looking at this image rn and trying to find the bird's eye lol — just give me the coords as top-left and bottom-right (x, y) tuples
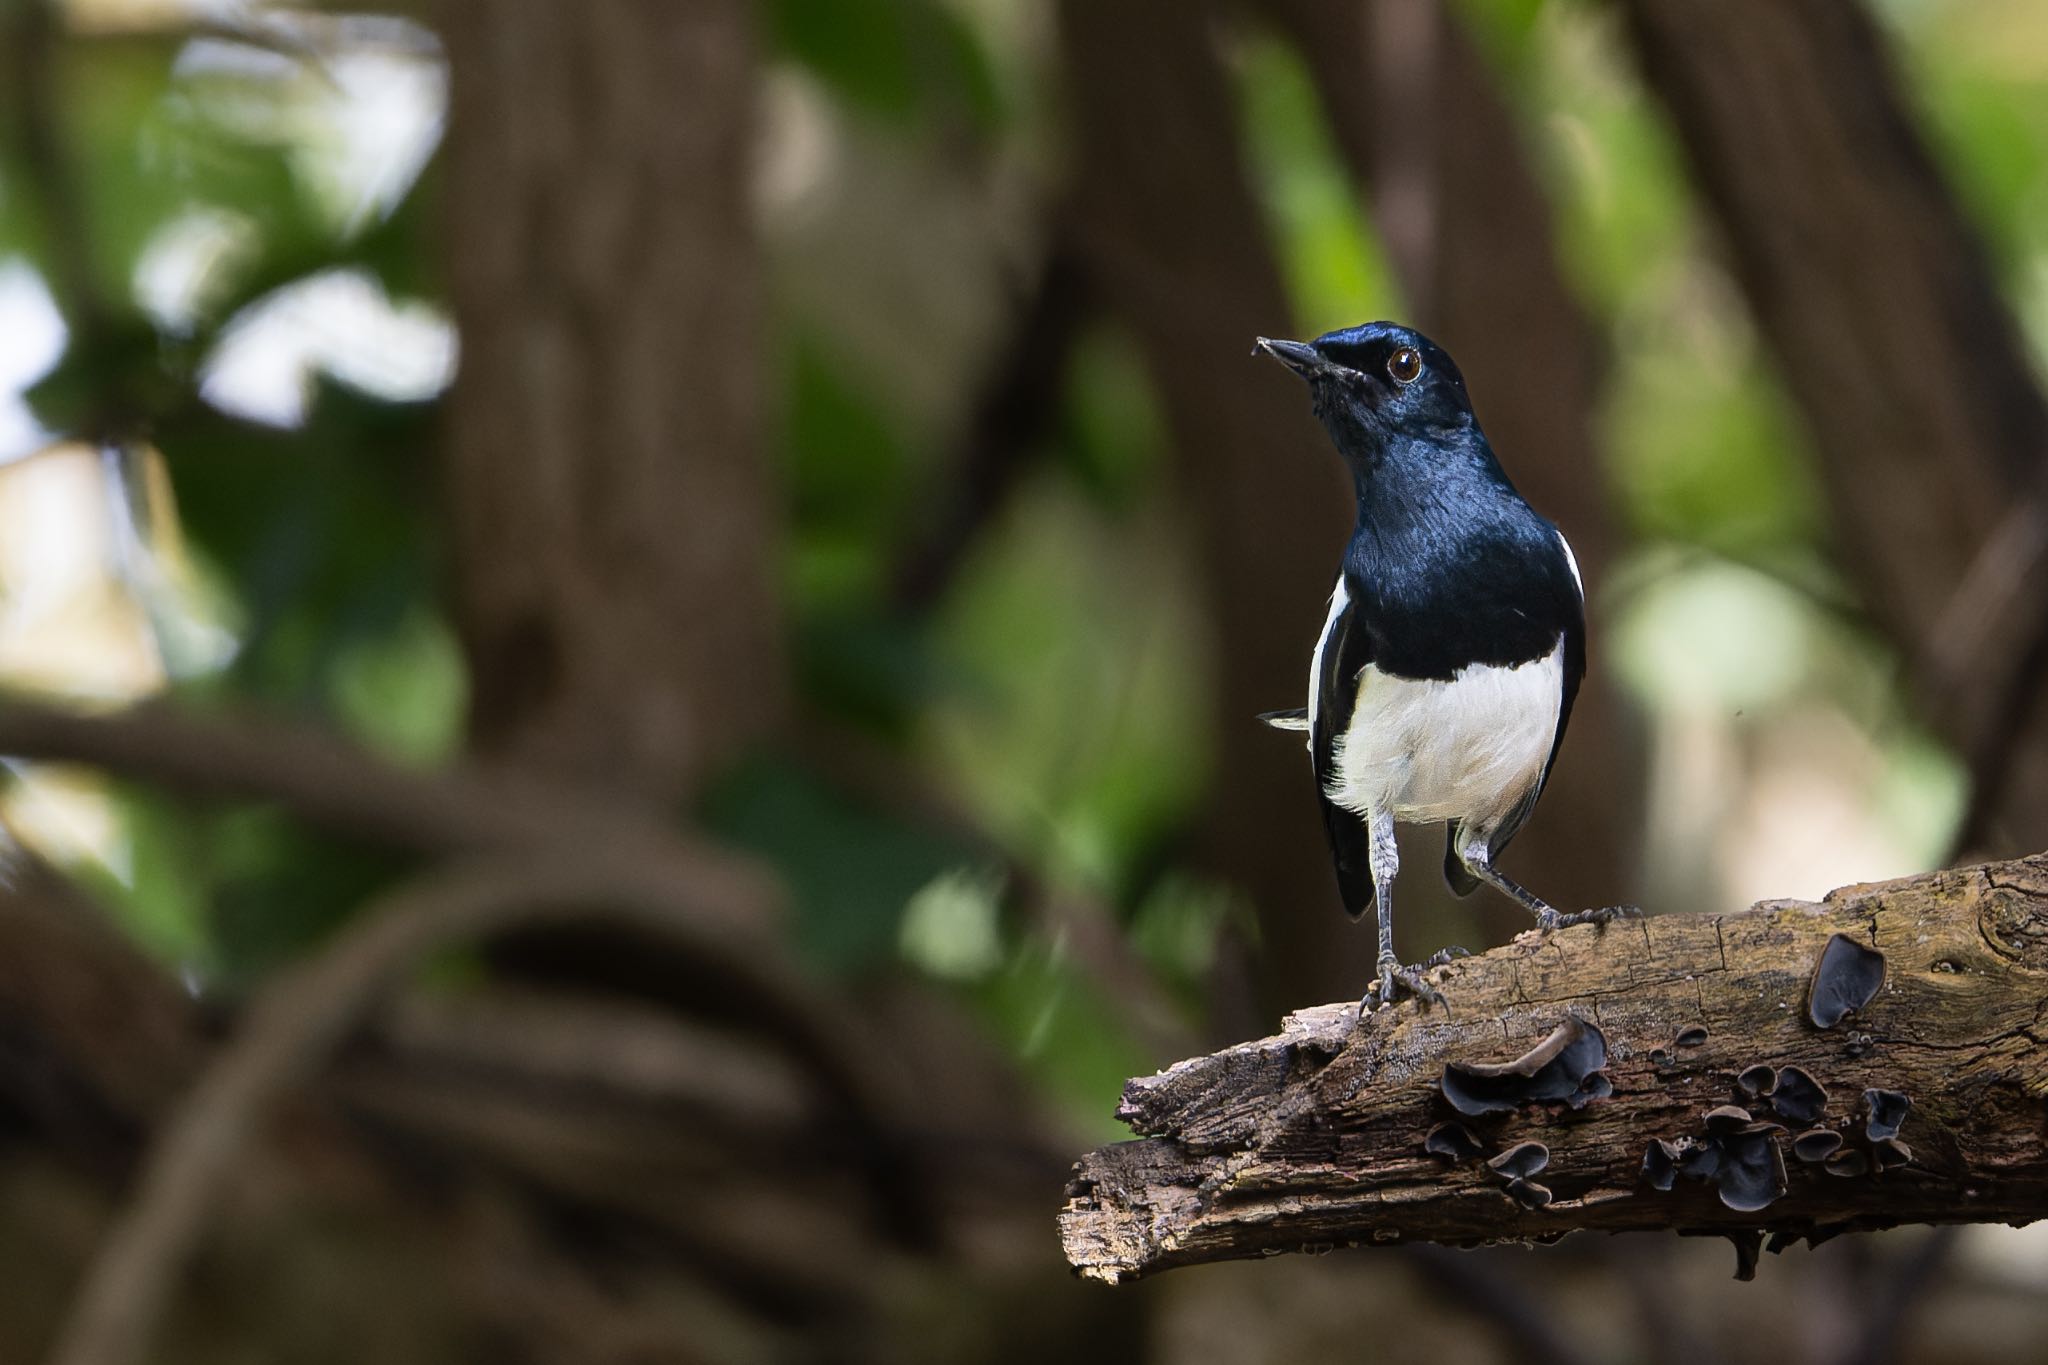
(1387, 347), (1423, 385)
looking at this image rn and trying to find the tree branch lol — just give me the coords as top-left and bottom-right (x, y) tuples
(44, 854), (918, 1365)
(1060, 855), (2048, 1283)
(0, 698), (778, 935)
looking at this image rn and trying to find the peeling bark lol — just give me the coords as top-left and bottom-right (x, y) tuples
(1061, 856), (2048, 1283)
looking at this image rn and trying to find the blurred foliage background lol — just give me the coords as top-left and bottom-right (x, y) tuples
(2, 0), (2048, 1362)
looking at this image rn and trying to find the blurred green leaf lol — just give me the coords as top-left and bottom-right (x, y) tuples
(796, 606), (956, 738)
(24, 312), (189, 434)
(76, 786), (211, 968)
(766, 0), (1003, 133)
(898, 864), (1005, 981)
(926, 479), (1208, 899)
(202, 807), (411, 982)
(1054, 325), (1165, 515)
(1228, 32), (1396, 330)
(967, 941), (1150, 1141)
(157, 378), (440, 712)
(784, 330), (908, 603)
(327, 606), (465, 765)
(1603, 341), (1826, 559)
(702, 753), (978, 973)
(1126, 871), (1240, 991)
(75, 782), (413, 985)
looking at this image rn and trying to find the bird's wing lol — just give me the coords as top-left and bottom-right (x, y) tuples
(1475, 529), (1587, 866)
(1311, 575), (1377, 920)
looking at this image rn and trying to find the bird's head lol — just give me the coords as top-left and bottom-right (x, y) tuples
(1255, 321), (1474, 463)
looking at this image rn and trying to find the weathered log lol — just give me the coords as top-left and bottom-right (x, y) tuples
(1060, 857), (2048, 1283)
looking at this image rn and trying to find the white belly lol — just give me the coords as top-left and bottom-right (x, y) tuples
(1325, 639), (1563, 828)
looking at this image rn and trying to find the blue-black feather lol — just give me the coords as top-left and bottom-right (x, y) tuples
(1287, 321), (1585, 908)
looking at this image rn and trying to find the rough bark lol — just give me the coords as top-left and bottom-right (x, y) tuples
(439, 0), (784, 802)
(1060, 0), (1368, 1014)
(1261, 0), (1641, 927)
(1623, 0), (2048, 853)
(1061, 854), (2048, 1282)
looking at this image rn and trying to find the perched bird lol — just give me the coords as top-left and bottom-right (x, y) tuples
(1253, 321), (1635, 1011)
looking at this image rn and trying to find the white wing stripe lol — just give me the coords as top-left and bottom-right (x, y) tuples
(1557, 531), (1583, 599)
(1306, 578), (1349, 739)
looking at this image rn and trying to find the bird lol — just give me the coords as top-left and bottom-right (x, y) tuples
(1252, 320), (1635, 1013)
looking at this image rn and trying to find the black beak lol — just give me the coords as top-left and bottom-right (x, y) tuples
(1255, 336), (1323, 379)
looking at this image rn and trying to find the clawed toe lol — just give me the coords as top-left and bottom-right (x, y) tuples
(1363, 958), (1450, 1013)
(1422, 945), (1470, 968)
(1537, 904), (1643, 931)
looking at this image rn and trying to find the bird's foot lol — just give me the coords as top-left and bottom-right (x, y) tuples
(1359, 951), (1456, 1016)
(1535, 904), (1643, 931)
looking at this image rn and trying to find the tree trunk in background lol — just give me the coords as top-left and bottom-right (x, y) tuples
(438, 0), (784, 803)
(1061, 0), (1370, 1017)
(1625, 0), (2048, 855)
(1263, 0), (1642, 930)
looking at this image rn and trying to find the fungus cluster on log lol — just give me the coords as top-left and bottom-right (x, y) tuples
(1059, 858), (2048, 1287)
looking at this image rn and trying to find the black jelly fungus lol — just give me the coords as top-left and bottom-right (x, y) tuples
(1440, 1016), (1607, 1116)
(1424, 1122), (1486, 1162)
(1714, 1131), (1788, 1212)
(1824, 1149), (1869, 1178)
(1643, 1140), (1680, 1191)
(1863, 1089), (1910, 1143)
(1738, 1064), (1777, 1096)
(1808, 934), (1886, 1028)
(1792, 1129), (1842, 1162)
(1570, 1072), (1614, 1107)
(1771, 1066), (1827, 1126)
(1487, 1142), (1550, 1180)
(1704, 1104), (1753, 1133)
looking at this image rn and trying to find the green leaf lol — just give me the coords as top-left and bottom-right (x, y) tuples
(701, 753), (978, 972)
(765, 0), (1003, 133)
(796, 606), (955, 738)
(967, 941), (1151, 1141)
(156, 377), (440, 713)
(1228, 32), (1398, 329)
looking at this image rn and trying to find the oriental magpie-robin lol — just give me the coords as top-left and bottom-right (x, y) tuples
(1254, 321), (1635, 1012)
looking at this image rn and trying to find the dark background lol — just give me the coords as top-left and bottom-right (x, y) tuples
(1, 0), (2046, 1361)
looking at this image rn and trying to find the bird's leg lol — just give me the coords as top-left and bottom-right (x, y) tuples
(1358, 808), (1446, 1014)
(1455, 835), (1640, 931)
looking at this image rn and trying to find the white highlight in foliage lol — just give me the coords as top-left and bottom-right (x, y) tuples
(0, 262), (66, 464)
(201, 268), (455, 427)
